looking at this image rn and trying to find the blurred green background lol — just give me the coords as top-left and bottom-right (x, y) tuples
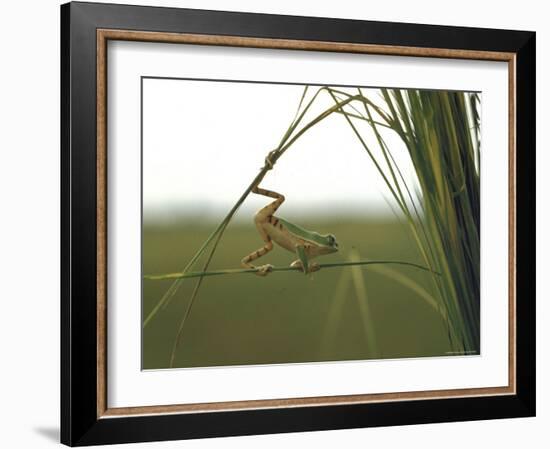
(142, 219), (453, 369)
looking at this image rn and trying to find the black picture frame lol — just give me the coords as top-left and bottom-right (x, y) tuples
(61, 1), (535, 446)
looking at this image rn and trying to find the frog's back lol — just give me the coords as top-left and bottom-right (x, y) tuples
(262, 216), (305, 252)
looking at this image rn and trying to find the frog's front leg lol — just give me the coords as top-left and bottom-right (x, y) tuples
(290, 245), (320, 275)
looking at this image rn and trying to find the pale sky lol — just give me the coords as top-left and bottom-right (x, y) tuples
(142, 78), (419, 223)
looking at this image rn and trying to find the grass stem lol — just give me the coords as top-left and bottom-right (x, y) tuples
(144, 260), (440, 280)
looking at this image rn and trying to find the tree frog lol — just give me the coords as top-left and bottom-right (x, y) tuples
(241, 185), (339, 276)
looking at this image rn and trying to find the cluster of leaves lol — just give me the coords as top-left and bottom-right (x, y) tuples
(330, 87), (480, 353)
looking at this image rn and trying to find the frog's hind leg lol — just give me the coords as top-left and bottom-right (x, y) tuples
(242, 186), (284, 277)
(241, 239), (274, 276)
(252, 186), (285, 221)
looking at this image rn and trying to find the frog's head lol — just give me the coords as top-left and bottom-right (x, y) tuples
(320, 233), (339, 254)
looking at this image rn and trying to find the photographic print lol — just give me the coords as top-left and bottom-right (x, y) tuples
(142, 78), (481, 370)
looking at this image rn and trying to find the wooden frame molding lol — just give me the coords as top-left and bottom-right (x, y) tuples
(96, 28), (517, 419)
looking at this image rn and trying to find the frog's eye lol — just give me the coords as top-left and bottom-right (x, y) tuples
(327, 235), (336, 245)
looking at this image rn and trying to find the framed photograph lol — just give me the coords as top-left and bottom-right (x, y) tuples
(61, 1), (535, 446)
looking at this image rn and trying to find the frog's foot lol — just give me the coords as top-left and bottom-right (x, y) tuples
(290, 260), (320, 274)
(308, 262), (321, 273)
(290, 259), (304, 272)
(255, 264), (274, 277)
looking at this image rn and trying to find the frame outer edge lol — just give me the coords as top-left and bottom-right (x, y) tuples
(514, 32), (536, 415)
(63, 2), (103, 446)
(60, 2), (72, 446)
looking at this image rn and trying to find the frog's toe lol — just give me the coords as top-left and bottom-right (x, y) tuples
(256, 264), (274, 276)
(291, 260), (311, 275)
(308, 262), (320, 273)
